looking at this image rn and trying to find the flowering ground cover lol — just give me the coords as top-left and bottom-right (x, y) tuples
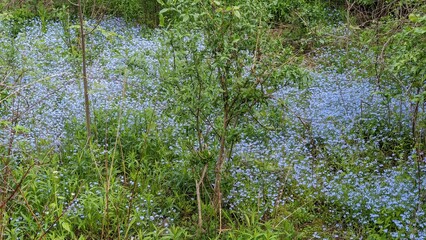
(1, 17), (425, 239)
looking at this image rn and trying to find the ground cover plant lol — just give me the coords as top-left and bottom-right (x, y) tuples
(1, 0), (425, 239)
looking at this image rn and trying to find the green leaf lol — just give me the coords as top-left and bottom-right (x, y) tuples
(62, 221), (71, 233)
(214, 1), (221, 6)
(159, 14), (165, 27)
(234, 10), (241, 19)
(409, 14), (419, 23)
(13, 125), (29, 134)
(0, 120), (11, 127)
(159, 8), (169, 15)
(182, 14), (189, 22)
(413, 27), (426, 34)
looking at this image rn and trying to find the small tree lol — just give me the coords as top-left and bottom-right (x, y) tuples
(158, 0), (301, 230)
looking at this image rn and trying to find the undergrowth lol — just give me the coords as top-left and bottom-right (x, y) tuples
(1, 2), (425, 239)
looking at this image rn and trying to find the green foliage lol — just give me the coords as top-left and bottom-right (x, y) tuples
(269, 0), (343, 27)
(0, 7), (35, 37)
(53, 4), (74, 54)
(389, 11), (426, 90)
(108, 0), (160, 26)
(1, 0), (161, 27)
(222, 219), (295, 239)
(158, 0), (301, 145)
(1, 107), (188, 239)
(370, 6), (426, 159)
(266, 0), (345, 52)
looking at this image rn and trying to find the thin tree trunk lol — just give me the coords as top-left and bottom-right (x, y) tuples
(214, 105), (229, 231)
(412, 87), (424, 219)
(196, 164), (208, 232)
(78, 0), (91, 139)
(214, 132), (226, 206)
(214, 69), (230, 231)
(213, 132), (226, 232)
